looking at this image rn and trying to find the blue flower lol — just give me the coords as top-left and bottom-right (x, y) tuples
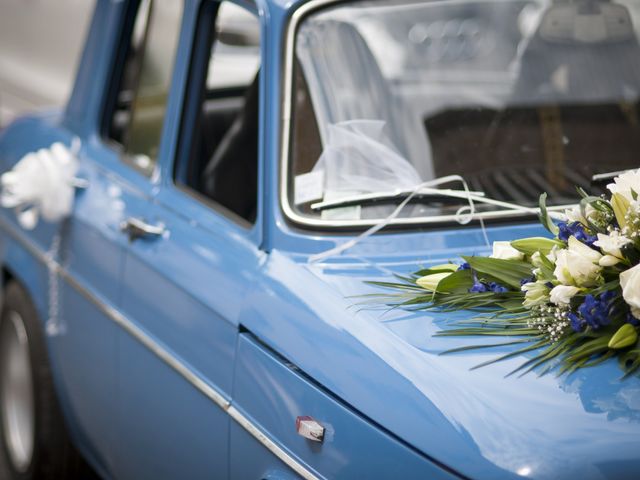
(557, 221), (597, 247)
(520, 276), (534, 286)
(458, 262), (471, 271)
(557, 222), (571, 242)
(568, 312), (585, 332)
(489, 282), (509, 293)
(577, 292), (616, 330)
(469, 280), (488, 293)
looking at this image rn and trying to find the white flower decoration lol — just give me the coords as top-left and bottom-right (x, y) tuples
(0, 141), (81, 229)
(564, 204), (597, 225)
(620, 263), (640, 320)
(607, 169), (640, 202)
(521, 281), (549, 307)
(490, 241), (524, 261)
(553, 236), (602, 287)
(594, 231), (631, 266)
(549, 285), (580, 305)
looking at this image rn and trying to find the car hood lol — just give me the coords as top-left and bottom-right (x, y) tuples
(250, 223), (640, 480)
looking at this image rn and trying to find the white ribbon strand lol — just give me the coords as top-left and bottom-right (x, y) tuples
(309, 175), (563, 264)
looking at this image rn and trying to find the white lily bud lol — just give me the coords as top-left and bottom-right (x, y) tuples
(599, 255), (621, 267)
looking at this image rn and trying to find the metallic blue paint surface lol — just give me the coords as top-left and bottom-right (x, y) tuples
(247, 232), (640, 480)
(0, 0), (638, 479)
(234, 333), (456, 479)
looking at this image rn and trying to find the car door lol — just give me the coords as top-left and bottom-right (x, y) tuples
(110, 0), (264, 478)
(115, 183), (263, 479)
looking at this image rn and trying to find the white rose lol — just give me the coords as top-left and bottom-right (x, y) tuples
(607, 169), (640, 202)
(620, 263), (640, 318)
(549, 285), (580, 305)
(553, 236), (602, 287)
(594, 231), (631, 259)
(490, 241), (524, 261)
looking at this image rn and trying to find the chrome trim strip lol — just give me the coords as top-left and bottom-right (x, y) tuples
(228, 406), (319, 480)
(591, 170), (632, 182)
(0, 217), (320, 480)
(279, 0), (574, 229)
(57, 269), (230, 408)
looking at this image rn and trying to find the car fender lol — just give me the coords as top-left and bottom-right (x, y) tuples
(0, 229), (49, 325)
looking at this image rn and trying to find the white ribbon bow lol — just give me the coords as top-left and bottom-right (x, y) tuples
(0, 140), (82, 229)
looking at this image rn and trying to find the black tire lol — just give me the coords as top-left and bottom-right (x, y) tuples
(0, 280), (91, 480)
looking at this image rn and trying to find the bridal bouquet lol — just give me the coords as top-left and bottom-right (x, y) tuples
(372, 170), (640, 377)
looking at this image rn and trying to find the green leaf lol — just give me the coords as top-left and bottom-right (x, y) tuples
(415, 264), (460, 276)
(462, 256), (533, 289)
(538, 193), (559, 235)
(511, 237), (563, 256)
(434, 269), (473, 294)
(535, 252), (556, 281)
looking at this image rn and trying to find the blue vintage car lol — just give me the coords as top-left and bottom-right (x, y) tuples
(1, 0), (640, 478)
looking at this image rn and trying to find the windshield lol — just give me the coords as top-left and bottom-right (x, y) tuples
(286, 0), (640, 226)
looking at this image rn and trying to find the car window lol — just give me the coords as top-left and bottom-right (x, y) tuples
(176, 1), (261, 225)
(206, 3), (260, 90)
(288, 0), (640, 226)
(106, 0), (183, 176)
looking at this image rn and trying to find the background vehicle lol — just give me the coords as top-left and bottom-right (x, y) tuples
(0, 0), (639, 479)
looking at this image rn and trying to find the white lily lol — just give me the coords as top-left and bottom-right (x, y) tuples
(553, 236), (602, 287)
(607, 169), (640, 202)
(490, 241), (524, 261)
(549, 285), (580, 305)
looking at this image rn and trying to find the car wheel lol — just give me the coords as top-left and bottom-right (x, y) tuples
(0, 280), (86, 480)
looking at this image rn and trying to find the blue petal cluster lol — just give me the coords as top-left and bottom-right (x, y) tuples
(489, 282), (509, 293)
(469, 279), (487, 293)
(463, 262), (508, 293)
(520, 276), (534, 286)
(469, 279), (508, 293)
(571, 291), (616, 332)
(567, 312), (584, 332)
(557, 221), (597, 246)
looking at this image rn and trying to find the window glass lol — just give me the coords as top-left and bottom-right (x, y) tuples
(206, 3), (261, 90)
(290, 0), (640, 225)
(107, 0), (183, 176)
(177, 2), (261, 224)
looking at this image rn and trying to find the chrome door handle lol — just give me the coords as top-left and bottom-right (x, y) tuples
(120, 217), (165, 241)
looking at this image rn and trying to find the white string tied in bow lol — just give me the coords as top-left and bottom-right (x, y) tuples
(309, 174), (565, 263)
